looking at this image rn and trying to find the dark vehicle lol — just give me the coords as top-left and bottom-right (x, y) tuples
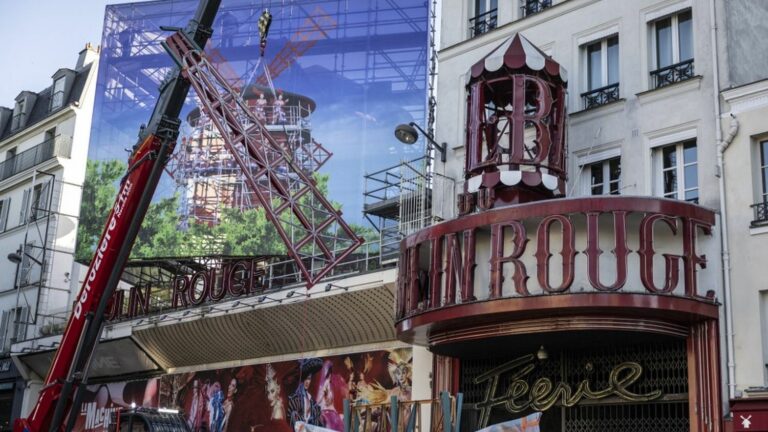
(109, 408), (190, 432)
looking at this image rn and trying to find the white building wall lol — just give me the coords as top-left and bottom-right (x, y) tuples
(0, 48), (98, 351)
(436, 0), (720, 213)
(721, 80), (768, 394)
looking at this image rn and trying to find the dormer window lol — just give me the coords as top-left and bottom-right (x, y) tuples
(11, 99), (25, 131)
(51, 77), (66, 111)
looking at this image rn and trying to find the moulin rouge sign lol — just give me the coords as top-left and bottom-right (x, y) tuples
(397, 197), (716, 317)
(106, 258), (267, 321)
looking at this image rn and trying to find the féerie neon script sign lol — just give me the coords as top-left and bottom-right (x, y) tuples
(473, 354), (662, 428)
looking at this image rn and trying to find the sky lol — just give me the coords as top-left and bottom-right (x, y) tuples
(0, 0), (135, 105)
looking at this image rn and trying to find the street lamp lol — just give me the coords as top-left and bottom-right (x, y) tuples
(394, 122), (447, 163)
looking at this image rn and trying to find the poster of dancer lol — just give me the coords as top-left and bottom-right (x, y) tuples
(71, 378), (159, 432)
(159, 348), (412, 432)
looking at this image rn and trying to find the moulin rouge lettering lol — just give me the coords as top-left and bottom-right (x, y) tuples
(106, 259), (266, 320)
(398, 204), (714, 316)
(473, 354), (662, 428)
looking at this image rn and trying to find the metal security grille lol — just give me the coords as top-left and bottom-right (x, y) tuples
(459, 339), (688, 432)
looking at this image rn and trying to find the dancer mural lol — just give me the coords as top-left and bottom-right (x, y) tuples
(160, 348), (412, 432)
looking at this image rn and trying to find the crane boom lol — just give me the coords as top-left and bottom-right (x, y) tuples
(14, 1), (221, 431)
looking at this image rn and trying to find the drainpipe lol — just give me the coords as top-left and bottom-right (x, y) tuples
(710, 0), (739, 401)
(718, 113), (739, 401)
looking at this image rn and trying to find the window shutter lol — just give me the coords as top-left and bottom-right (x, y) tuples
(19, 243), (34, 286)
(19, 188), (30, 225)
(0, 311), (8, 352)
(36, 180), (52, 219)
(0, 198), (9, 231)
(14, 307), (29, 343)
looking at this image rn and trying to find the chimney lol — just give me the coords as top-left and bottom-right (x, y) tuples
(76, 43), (100, 70)
(0, 107), (11, 132)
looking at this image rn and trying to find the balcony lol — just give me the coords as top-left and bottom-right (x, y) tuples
(469, 9), (497, 38)
(651, 59), (695, 89)
(581, 83), (620, 110)
(0, 136), (72, 182)
(522, 0), (552, 17)
(751, 201), (768, 227)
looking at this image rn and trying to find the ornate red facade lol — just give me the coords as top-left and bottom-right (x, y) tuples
(397, 34), (723, 431)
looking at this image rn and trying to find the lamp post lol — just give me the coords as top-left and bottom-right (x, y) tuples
(394, 122), (447, 162)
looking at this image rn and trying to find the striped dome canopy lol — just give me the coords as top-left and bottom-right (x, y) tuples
(468, 33), (568, 84)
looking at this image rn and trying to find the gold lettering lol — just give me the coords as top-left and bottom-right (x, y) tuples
(473, 355), (662, 429)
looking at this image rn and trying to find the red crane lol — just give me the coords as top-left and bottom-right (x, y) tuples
(14, 1), (361, 430)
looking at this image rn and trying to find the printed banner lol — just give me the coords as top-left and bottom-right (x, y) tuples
(72, 378), (159, 432)
(77, 0), (428, 262)
(294, 422), (338, 432)
(159, 348), (412, 432)
(477, 413), (542, 432)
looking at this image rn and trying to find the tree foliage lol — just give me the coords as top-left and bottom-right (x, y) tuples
(75, 161), (377, 263)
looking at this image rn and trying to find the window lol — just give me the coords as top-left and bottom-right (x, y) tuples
(470, 0), (497, 37)
(582, 36), (620, 109)
(45, 128), (56, 142)
(0, 198), (9, 231)
(2, 148), (16, 180)
(651, 10), (694, 88)
(30, 181), (51, 221)
(752, 140), (768, 225)
(51, 77), (66, 110)
(588, 157), (621, 195)
(11, 99), (24, 131)
(522, 0), (552, 17)
(656, 140), (698, 203)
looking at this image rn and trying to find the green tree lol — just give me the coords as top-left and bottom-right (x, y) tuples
(75, 159), (126, 262)
(76, 161), (375, 261)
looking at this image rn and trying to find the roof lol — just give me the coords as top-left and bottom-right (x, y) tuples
(467, 33), (568, 85)
(0, 63), (92, 141)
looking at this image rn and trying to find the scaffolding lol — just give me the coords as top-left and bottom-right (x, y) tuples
(167, 88), (331, 236)
(363, 156), (454, 264)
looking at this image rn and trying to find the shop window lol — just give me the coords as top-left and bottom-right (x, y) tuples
(470, 0), (497, 37)
(654, 140), (698, 203)
(650, 10), (694, 89)
(582, 36), (620, 109)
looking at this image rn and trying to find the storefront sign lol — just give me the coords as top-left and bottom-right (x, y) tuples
(397, 198), (716, 318)
(473, 354), (662, 428)
(106, 258), (267, 320)
(731, 399), (768, 431)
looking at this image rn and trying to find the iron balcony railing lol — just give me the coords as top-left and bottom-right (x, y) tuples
(581, 83), (620, 110)
(651, 59), (695, 89)
(0, 136), (72, 182)
(751, 201), (768, 227)
(522, 0), (552, 17)
(469, 9), (497, 37)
